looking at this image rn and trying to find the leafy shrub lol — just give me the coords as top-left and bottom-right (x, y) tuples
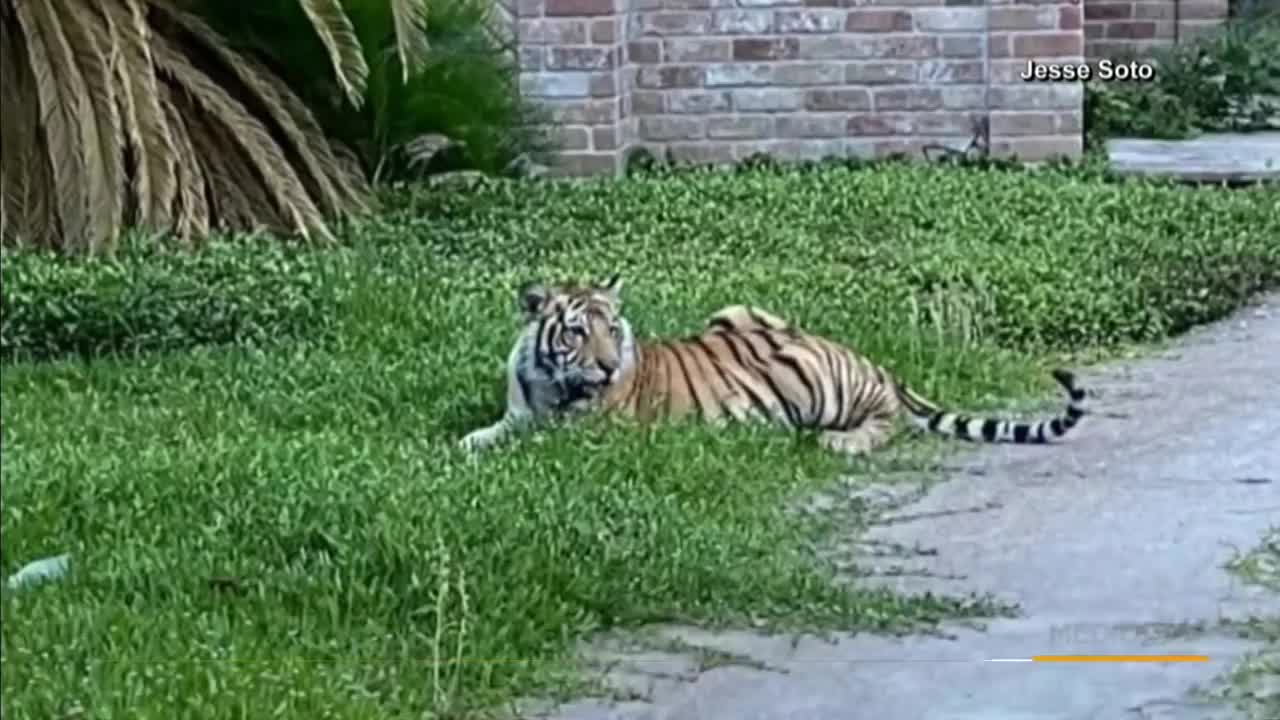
(195, 0), (552, 180)
(389, 161), (1280, 352)
(0, 234), (338, 363)
(6, 161), (1277, 364)
(1085, 13), (1280, 146)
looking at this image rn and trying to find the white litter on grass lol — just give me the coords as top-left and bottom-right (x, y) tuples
(6, 553), (70, 590)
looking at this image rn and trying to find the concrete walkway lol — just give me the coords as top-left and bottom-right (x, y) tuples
(1107, 132), (1280, 183)
(537, 293), (1280, 720)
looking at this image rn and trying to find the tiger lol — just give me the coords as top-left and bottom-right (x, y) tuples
(459, 274), (1088, 455)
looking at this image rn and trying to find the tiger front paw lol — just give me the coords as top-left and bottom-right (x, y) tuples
(459, 425), (501, 453)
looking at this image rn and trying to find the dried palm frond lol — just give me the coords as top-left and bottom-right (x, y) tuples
(0, 0), (374, 254)
(0, 9), (56, 248)
(104, 0), (178, 230)
(55, 0), (126, 247)
(9, 0), (92, 251)
(150, 3), (368, 219)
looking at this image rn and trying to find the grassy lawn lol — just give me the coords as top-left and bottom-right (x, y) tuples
(2, 161), (1277, 718)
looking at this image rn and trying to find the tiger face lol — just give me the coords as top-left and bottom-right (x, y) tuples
(518, 274), (635, 406)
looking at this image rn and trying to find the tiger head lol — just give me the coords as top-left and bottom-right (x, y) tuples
(518, 273), (635, 402)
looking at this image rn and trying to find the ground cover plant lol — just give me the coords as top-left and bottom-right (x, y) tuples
(1208, 528), (1280, 719)
(2, 161), (1278, 718)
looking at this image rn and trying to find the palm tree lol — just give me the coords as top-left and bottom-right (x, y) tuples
(0, 0), (436, 254)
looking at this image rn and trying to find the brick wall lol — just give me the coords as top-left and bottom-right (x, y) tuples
(516, 0), (1087, 175)
(1084, 0), (1229, 61)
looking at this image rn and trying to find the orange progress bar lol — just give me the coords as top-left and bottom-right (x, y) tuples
(1031, 655), (1208, 663)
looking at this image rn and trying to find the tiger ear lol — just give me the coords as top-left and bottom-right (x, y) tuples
(599, 273), (624, 302)
(517, 281), (549, 316)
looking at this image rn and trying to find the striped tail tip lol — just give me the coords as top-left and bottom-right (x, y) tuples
(1051, 368), (1086, 403)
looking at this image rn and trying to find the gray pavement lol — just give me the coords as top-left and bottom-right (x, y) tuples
(533, 293), (1280, 720)
(1107, 132), (1280, 183)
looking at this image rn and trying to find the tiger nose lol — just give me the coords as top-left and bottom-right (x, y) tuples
(598, 358), (617, 379)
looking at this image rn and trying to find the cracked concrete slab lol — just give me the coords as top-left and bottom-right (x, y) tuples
(531, 293), (1280, 720)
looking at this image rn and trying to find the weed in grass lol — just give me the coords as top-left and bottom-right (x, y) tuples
(1198, 529), (1280, 719)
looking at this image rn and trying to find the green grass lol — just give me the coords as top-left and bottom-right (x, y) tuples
(2, 161), (1278, 718)
(1208, 529), (1280, 719)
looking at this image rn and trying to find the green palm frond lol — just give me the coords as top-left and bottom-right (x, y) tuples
(390, 0), (431, 82)
(297, 0), (369, 108)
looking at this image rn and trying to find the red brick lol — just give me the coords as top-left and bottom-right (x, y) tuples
(666, 91), (731, 114)
(777, 115), (846, 138)
(732, 89), (805, 112)
(990, 7), (1058, 30)
(733, 38), (800, 60)
(1084, 2), (1132, 21)
(639, 116), (705, 141)
(915, 7), (985, 31)
(989, 111), (1056, 137)
(874, 88), (943, 111)
(1086, 39), (1151, 58)
(914, 112), (975, 136)
(707, 116), (774, 140)
(873, 139), (926, 158)
(773, 62), (843, 85)
(639, 12), (712, 35)
(989, 33), (1012, 58)
(540, 19), (590, 43)
(1059, 6), (1082, 30)
(628, 41), (661, 64)
(942, 36), (983, 58)
(663, 0), (717, 8)
(990, 136), (1082, 162)
(711, 11), (773, 34)
(805, 88), (872, 111)
(1013, 32), (1084, 58)
(752, 138), (845, 160)
(548, 46), (615, 70)
(665, 143), (736, 165)
(589, 72), (618, 97)
(592, 126), (620, 150)
(845, 62), (916, 84)
(844, 9), (913, 32)
(1106, 21), (1157, 39)
(554, 126), (592, 150)
(847, 113), (912, 136)
(665, 38), (732, 62)
(1134, 3), (1177, 20)
(636, 65), (705, 88)
(988, 84), (1082, 111)
(1178, 0), (1228, 20)
(632, 91), (663, 114)
(590, 19), (618, 43)
(919, 60), (983, 84)
(546, 0), (616, 16)
(519, 48), (542, 71)
(989, 58), (1032, 83)
(777, 10), (846, 33)
(552, 152), (621, 176)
